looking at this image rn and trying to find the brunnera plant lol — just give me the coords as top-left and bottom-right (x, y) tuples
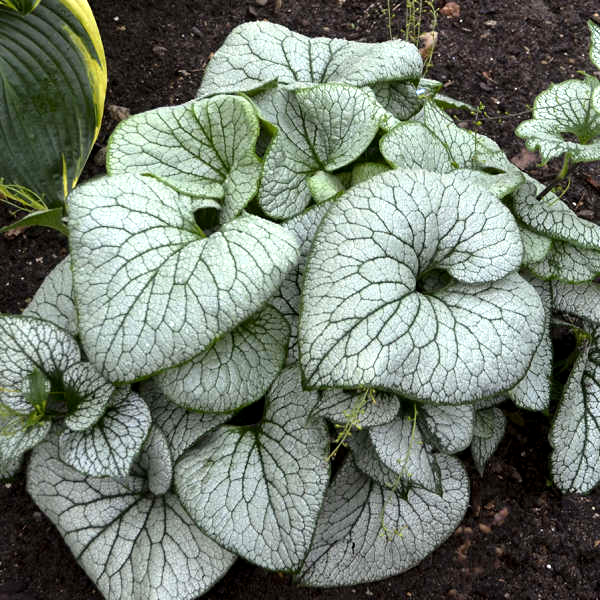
(1, 18), (600, 600)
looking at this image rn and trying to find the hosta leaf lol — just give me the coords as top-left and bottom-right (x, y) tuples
(68, 173), (299, 383)
(28, 430), (236, 600)
(107, 96), (262, 223)
(515, 77), (600, 163)
(519, 226), (552, 265)
(418, 404), (474, 454)
(175, 367), (329, 572)
(297, 454), (468, 586)
(155, 305), (289, 413)
(256, 84), (383, 219)
(527, 240), (600, 283)
(140, 381), (228, 460)
(270, 202), (330, 365)
(0, 315), (80, 412)
(551, 280), (600, 324)
(590, 20), (600, 70)
(0, 0), (106, 206)
(471, 407), (506, 476)
(369, 411), (440, 492)
(313, 388), (400, 429)
(58, 389), (151, 478)
(300, 169), (544, 404)
(23, 256), (77, 336)
(62, 362), (115, 431)
(513, 182), (600, 250)
(508, 274), (552, 411)
(550, 325), (600, 493)
(198, 21), (422, 97)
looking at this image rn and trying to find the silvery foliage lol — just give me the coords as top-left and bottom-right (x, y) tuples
(1, 19), (600, 600)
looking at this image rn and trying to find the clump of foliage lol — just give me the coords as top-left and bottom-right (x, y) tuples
(1, 19), (600, 600)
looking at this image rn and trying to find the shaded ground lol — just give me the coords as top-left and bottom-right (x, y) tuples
(1, 1), (600, 598)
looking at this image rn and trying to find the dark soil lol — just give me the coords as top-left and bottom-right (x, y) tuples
(1, 1), (600, 599)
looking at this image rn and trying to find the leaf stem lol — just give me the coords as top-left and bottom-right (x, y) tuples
(537, 152), (571, 200)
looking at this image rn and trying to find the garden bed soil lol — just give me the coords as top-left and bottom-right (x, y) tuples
(1, 1), (600, 598)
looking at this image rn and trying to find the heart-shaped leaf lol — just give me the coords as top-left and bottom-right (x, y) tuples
(471, 407), (506, 476)
(550, 323), (600, 493)
(155, 305), (289, 413)
(528, 240), (600, 283)
(256, 84), (383, 219)
(418, 404), (474, 454)
(58, 388), (151, 478)
(300, 169), (544, 404)
(312, 388), (401, 429)
(107, 96), (262, 223)
(27, 429), (236, 600)
(23, 256), (77, 336)
(516, 77), (600, 164)
(369, 410), (441, 492)
(513, 182), (600, 250)
(519, 226), (552, 265)
(551, 280), (600, 324)
(507, 274), (552, 411)
(0, 0), (106, 206)
(589, 20), (600, 69)
(198, 21), (422, 97)
(0, 315), (81, 413)
(175, 367), (329, 572)
(297, 454), (468, 587)
(68, 173), (299, 383)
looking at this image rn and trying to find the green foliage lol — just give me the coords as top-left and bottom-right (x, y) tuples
(1, 18), (600, 600)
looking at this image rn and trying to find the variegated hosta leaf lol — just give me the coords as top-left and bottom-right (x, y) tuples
(58, 389), (151, 478)
(68, 173), (299, 383)
(0, 0), (106, 206)
(107, 96), (262, 223)
(312, 388), (400, 429)
(519, 226), (552, 265)
(513, 182), (600, 250)
(270, 202), (330, 365)
(551, 280), (600, 324)
(471, 407), (506, 476)
(155, 305), (289, 413)
(550, 324), (600, 493)
(28, 430), (236, 600)
(140, 381), (228, 460)
(24, 256), (77, 337)
(508, 274), (552, 411)
(0, 315), (81, 412)
(175, 367), (330, 572)
(297, 454), (468, 587)
(418, 403), (474, 454)
(369, 411), (440, 492)
(528, 239), (600, 283)
(300, 169), (544, 404)
(198, 21), (422, 97)
(589, 20), (600, 69)
(255, 84), (383, 219)
(515, 77), (600, 164)
(62, 362), (115, 431)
